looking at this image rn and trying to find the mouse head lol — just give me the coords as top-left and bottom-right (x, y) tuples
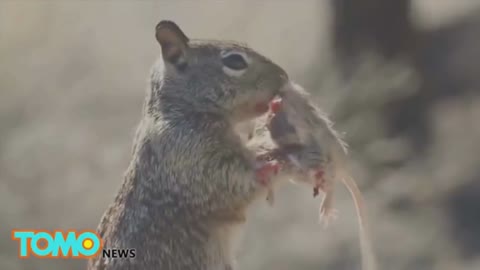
(154, 20), (289, 122)
(269, 98), (283, 114)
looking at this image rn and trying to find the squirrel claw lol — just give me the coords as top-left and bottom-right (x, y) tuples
(255, 161), (280, 186)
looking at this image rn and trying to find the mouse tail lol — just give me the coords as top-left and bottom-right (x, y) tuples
(341, 173), (378, 270)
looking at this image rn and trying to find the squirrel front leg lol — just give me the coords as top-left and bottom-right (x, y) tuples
(204, 148), (281, 219)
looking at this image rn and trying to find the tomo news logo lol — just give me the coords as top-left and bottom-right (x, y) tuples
(11, 229), (136, 259)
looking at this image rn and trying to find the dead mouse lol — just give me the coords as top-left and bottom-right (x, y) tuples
(265, 81), (377, 270)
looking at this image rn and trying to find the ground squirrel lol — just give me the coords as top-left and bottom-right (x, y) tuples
(265, 82), (377, 270)
(87, 21), (291, 270)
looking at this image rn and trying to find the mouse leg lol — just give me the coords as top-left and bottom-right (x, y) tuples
(265, 188), (275, 206)
(312, 169), (325, 197)
(312, 167), (339, 228)
(254, 160), (280, 185)
(254, 160), (280, 206)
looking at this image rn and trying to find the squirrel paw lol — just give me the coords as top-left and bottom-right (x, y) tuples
(255, 160), (280, 186)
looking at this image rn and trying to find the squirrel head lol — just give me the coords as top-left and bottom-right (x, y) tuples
(153, 20), (289, 123)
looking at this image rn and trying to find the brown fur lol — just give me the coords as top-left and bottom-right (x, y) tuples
(88, 20), (290, 270)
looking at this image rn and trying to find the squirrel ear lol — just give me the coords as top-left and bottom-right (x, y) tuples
(155, 20), (189, 68)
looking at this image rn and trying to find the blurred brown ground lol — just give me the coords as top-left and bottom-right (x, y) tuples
(1, 1), (480, 270)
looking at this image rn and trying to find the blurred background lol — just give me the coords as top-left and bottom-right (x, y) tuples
(1, 1), (480, 269)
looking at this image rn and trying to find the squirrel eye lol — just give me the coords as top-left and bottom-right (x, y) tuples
(221, 53), (248, 70)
